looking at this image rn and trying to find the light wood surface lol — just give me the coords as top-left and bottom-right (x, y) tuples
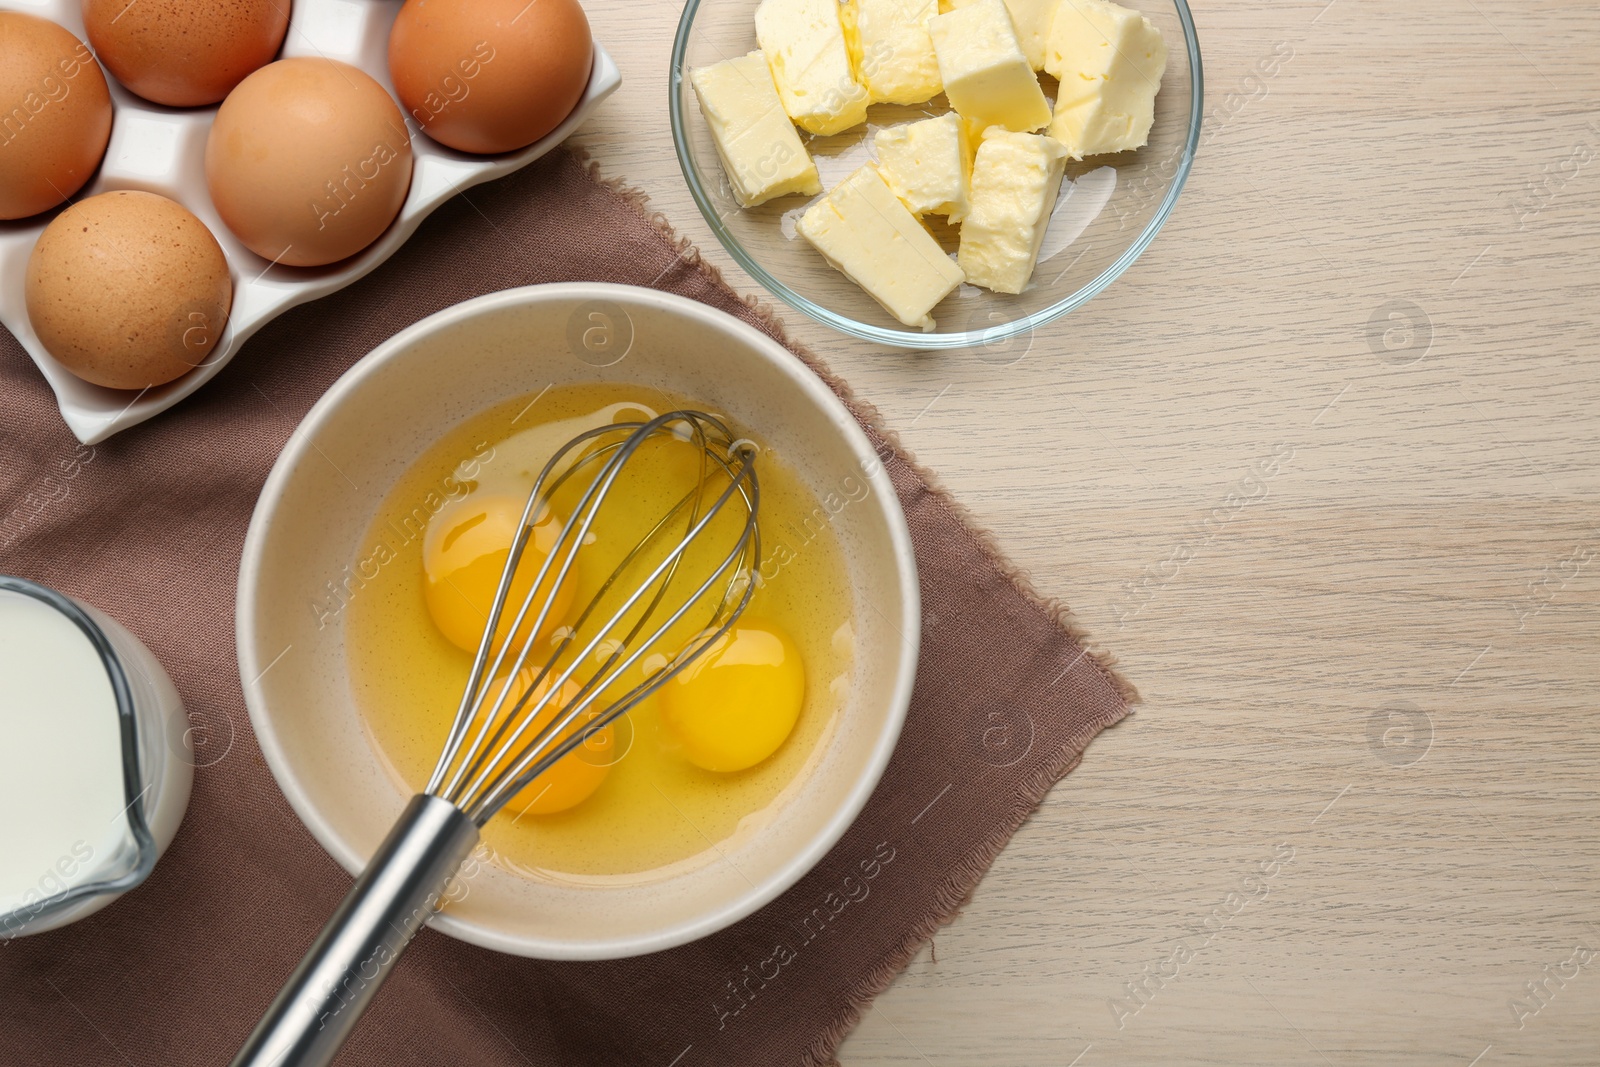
(572, 0), (1600, 1063)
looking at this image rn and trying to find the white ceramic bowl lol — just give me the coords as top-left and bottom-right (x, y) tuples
(236, 283), (920, 959)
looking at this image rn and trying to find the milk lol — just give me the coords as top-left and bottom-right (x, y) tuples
(0, 589), (136, 920)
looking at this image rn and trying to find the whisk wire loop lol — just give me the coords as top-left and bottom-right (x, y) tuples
(441, 415), (732, 805)
(426, 410), (759, 824)
(428, 422), (638, 797)
(469, 490), (758, 818)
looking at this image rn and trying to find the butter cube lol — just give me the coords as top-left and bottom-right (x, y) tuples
(691, 52), (823, 207)
(960, 114), (989, 169)
(874, 114), (969, 220)
(798, 165), (965, 329)
(756, 0), (870, 136)
(845, 0), (943, 105)
(927, 0), (1051, 133)
(944, 0), (1060, 69)
(958, 129), (1067, 294)
(1043, 0), (1167, 158)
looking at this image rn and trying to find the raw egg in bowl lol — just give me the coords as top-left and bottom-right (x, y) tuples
(237, 284), (919, 959)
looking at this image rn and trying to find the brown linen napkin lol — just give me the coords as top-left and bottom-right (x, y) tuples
(0, 148), (1131, 1066)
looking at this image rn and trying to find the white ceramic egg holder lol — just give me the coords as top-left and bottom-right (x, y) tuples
(0, 0), (621, 444)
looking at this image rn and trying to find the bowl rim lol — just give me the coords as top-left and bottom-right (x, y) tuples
(236, 282), (922, 959)
(667, 0), (1204, 350)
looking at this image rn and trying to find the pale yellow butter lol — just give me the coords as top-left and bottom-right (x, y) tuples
(798, 165), (965, 329)
(691, 52), (823, 207)
(958, 128), (1067, 294)
(944, 0), (1060, 70)
(874, 114), (970, 220)
(928, 0), (1051, 133)
(756, 0), (870, 136)
(1043, 0), (1166, 158)
(960, 114), (990, 170)
(845, 0), (943, 105)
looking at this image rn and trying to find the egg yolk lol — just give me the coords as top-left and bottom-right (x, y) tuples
(423, 493), (575, 655)
(481, 669), (616, 816)
(659, 621), (805, 772)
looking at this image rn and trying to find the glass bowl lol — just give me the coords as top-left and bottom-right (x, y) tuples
(669, 0), (1203, 349)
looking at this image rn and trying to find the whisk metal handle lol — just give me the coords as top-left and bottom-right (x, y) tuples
(230, 794), (479, 1067)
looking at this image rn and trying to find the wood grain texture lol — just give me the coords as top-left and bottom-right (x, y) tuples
(570, 0), (1600, 1061)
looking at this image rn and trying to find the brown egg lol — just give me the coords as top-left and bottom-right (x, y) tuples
(82, 0), (289, 108)
(388, 0), (593, 155)
(206, 58), (414, 268)
(26, 190), (233, 391)
(0, 13), (112, 220)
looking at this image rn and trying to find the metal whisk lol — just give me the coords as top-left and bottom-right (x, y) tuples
(233, 411), (759, 1067)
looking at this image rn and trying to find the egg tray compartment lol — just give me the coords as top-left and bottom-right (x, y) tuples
(0, 0), (621, 444)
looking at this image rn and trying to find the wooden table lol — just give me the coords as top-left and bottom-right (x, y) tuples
(575, 1), (1600, 1063)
